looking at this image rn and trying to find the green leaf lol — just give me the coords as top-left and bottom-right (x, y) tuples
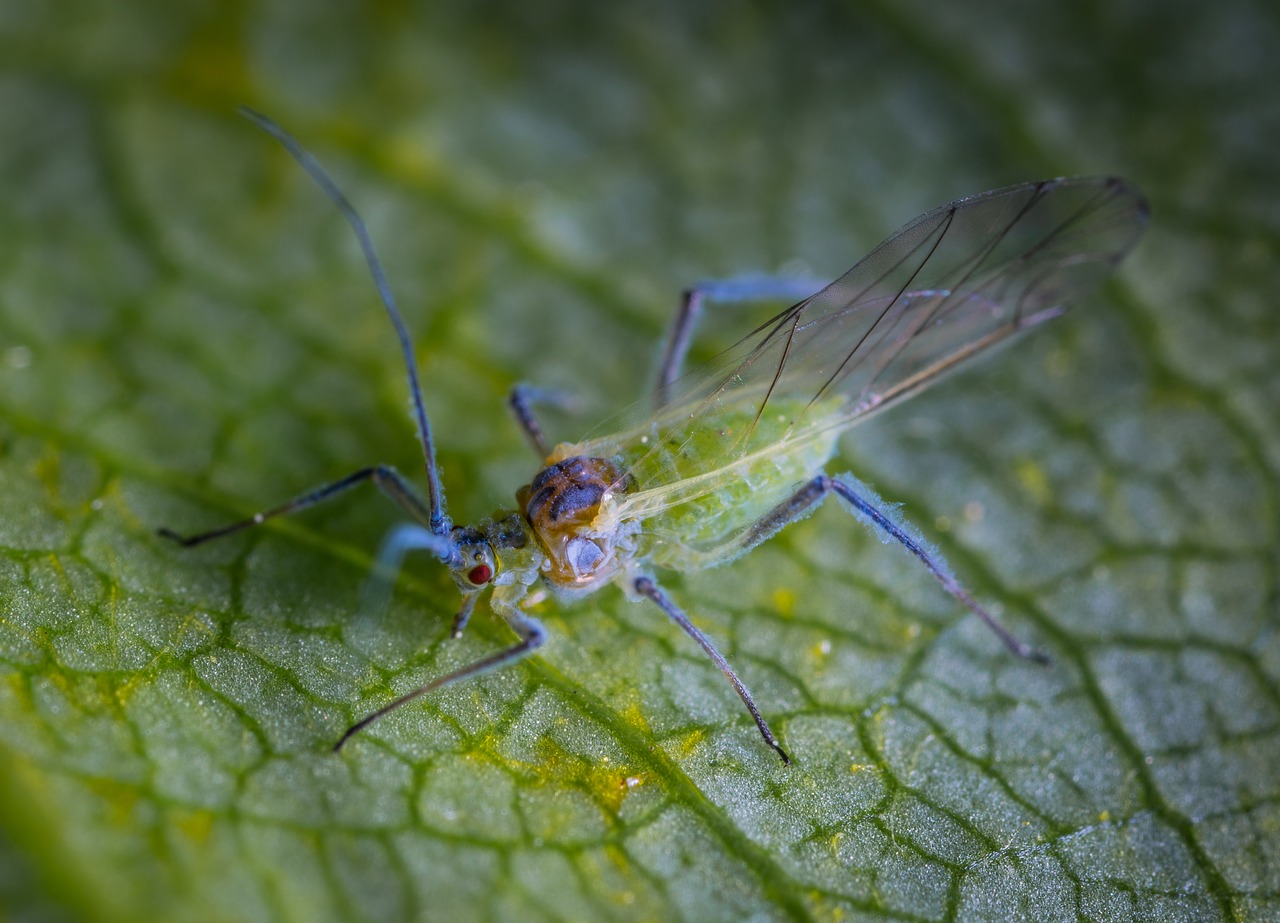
(1, 4), (1277, 922)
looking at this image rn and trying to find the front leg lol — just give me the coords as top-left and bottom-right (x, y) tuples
(335, 592), (546, 751)
(357, 522), (470, 637)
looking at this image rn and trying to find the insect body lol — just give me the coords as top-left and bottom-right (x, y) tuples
(162, 108), (1148, 762)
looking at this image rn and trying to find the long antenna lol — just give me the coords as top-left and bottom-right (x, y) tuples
(239, 106), (449, 534)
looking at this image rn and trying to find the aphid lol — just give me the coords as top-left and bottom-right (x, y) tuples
(161, 108), (1148, 762)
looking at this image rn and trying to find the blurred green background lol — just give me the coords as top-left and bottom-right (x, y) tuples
(0, 2), (1276, 922)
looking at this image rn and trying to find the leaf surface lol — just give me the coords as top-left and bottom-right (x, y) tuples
(0, 3), (1277, 922)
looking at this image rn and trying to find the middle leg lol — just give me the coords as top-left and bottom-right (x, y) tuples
(634, 574), (790, 765)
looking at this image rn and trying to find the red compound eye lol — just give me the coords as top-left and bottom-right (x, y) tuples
(466, 564), (493, 585)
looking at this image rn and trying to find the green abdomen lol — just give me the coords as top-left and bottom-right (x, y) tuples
(619, 406), (839, 571)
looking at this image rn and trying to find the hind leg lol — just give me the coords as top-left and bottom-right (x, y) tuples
(655, 276), (825, 404)
(739, 472), (1046, 662)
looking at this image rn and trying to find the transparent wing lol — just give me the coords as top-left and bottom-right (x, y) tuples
(577, 177), (1148, 507)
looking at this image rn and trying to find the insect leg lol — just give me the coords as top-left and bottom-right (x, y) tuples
(507, 385), (582, 458)
(334, 611), (546, 751)
(358, 521), (467, 623)
(633, 575), (790, 765)
(740, 473), (1047, 663)
(239, 108), (450, 534)
(158, 465), (434, 547)
(450, 592), (480, 638)
(656, 276), (825, 404)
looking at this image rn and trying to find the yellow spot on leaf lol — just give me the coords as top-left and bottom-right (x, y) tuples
(620, 703), (651, 734)
(676, 727), (707, 760)
(515, 738), (646, 819)
(175, 808), (215, 844)
(84, 776), (141, 828)
(1015, 458), (1052, 505)
(385, 132), (444, 186)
